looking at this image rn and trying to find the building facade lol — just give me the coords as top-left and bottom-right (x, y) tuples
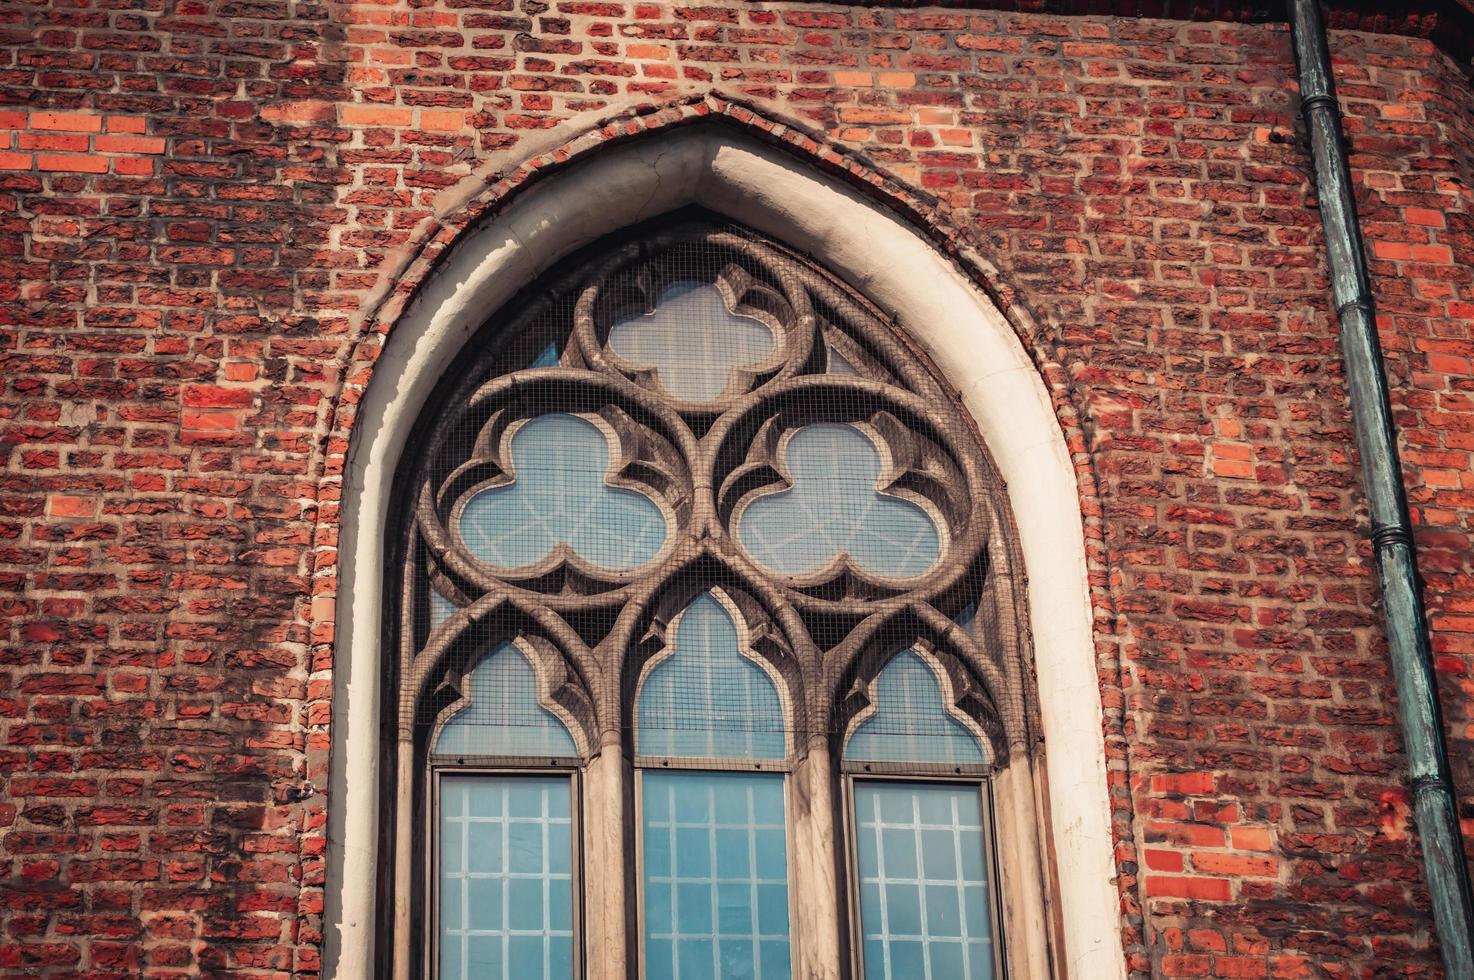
(3, 0), (1474, 976)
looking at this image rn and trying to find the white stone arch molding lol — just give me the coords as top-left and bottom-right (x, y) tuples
(325, 125), (1126, 980)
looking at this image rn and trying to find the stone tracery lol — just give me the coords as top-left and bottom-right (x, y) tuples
(401, 218), (1030, 769)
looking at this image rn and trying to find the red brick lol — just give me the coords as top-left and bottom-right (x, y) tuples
(1190, 851), (1278, 877)
(1145, 848), (1185, 872)
(47, 495), (94, 518)
(1151, 772), (1217, 796)
(94, 134), (165, 154)
(29, 111), (102, 132)
(419, 110), (465, 132)
(1146, 876), (1233, 901)
(1404, 207), (1445, 227)
(341, 105), (415, 127)
(105, 116), (148, 134)
(112, 156), (155, 176)
(1230, 827), (1273, 852)
(181, 410), (244, 431)
(17, 133), (89, 152)
(1147, 821), (1228, 848)
(36, 153), (107, 174)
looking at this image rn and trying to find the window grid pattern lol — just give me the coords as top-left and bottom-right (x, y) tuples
(439, 776), (575, 980)
(642, 770), (792, 980)
(855, 782), (994, 980)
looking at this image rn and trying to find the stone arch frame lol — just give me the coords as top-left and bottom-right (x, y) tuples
(324, 120), (1127, 980)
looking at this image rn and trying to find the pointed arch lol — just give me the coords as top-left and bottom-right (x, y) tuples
(413, 591), (601, 753)
(608, 548), (813, 745)
(844, 646), (991, 769)
(827, 602), (1013, 764)
(327, 120), (1122, 980)
(431, 638), (586, 760)
(632, 588), (791, 762)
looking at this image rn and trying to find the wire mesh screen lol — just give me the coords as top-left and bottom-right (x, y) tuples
(400, 215), (1026, 771)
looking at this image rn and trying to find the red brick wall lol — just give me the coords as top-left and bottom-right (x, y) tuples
(2, 1), (1472, 976)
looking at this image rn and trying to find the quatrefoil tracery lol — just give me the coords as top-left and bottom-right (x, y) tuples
(569, 231), (821, 412)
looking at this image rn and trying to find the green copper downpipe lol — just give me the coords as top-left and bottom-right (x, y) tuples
(1289, 2), (1474, 974)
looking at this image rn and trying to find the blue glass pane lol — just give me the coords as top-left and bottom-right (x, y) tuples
(737, 424), (940, 579)
(608, 280), (776, 403)
(855, 782), (994, 980)
(954, 603), (977, 639)
(439, 775), (575, 980)
(434, 642), (578, 758)
(530, 341), (560, 368)
(429, 591), (456, 630)
(826, 343), (861, 376)
(459, 413), (668, 572)
(636, 593), (785, 761)
(642, 771), (790, 980)
(846, 650), (987, 767)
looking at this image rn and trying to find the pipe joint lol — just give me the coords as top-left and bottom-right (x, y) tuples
(1410, 774), (1452, 801)
(1299, 92), (1340, 116)
(1370, 523), (1415, 551)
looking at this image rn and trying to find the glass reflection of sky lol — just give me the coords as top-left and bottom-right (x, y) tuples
(855, 781), (994, 980)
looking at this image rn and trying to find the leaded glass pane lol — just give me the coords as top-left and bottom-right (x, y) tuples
(609, 280), (776, 402)
(642, 771), (791, 980)
(435, 643), (578, 758)
(855, 782), (994, 980)
(846, 650), (987, 767)
(636, 593), (785, 761)
(737, 423), (940, 579)
(439, 775), (574, 980)
(459, 413), (668, 572)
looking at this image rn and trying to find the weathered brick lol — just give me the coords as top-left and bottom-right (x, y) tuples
(4, 7), (1472, 980)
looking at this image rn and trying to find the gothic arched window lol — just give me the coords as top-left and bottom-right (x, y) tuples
(387, 216), (1036, 979)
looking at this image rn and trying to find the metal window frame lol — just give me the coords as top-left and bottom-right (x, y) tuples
(842, 772), (1008, 980)
(425, 763), (586, 980)
(631, 762), (798, 980)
